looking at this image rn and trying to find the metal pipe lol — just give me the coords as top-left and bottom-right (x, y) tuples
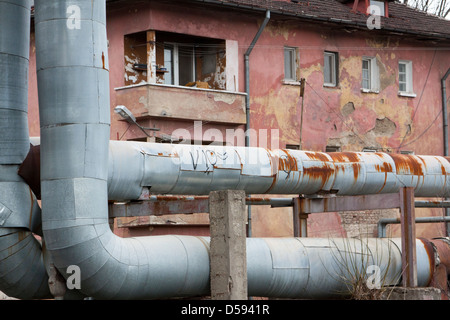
(147, 195), (293, 207)
(442, 68), (450, 158)
(442, 68), (450, 237)
(34, 0), (216, 299)
(23, 140), (450, 202)
(415, 200), (450, 208)
(107, 142), (450, 200)
(0, 0), (50, 299)
(247, 237), (433, 297)
(378, 216), (450, 238)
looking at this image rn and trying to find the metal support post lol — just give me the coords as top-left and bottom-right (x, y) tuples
(399, 187), (417, 287)
(293, 197), (300, 237)
(293, 197), (308, 237)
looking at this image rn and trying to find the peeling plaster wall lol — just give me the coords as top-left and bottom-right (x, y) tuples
(250, 23), (449, 156)
(248, 22), (450, 238)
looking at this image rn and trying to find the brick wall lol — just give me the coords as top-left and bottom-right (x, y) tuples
(339, 209), (398, 238)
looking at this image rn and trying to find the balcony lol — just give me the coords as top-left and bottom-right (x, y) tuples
(114, 83), (247, 124)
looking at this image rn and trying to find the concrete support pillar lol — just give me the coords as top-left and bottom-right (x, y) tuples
(209, 190), (247, 300)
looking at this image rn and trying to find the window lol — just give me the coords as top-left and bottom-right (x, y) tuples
(123, 31), (232, 90)
(369, 0), (386, 16)
(324, 51), (338, 87)
(163, 45), (174, 85)
(163, 43), (195, 86)
(361, 57), (379, 92)
(284, 47), (298, 82)
(398, 60), (415, 96)
(326, 146), (341, 152)
(362, 59), (371, 90)
(286, 144), (300, 150)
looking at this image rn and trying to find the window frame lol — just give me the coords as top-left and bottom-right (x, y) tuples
(164, 42), (195, 86)
(398, 60), (415, 97)
(283, 46), (298, 83)
(369, 0), (386, 17)
(323, 51), (339, 87)
(361, 56), (379, 93)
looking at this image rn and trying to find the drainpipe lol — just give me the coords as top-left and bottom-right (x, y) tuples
(442, 68), (450, 236)
(0, 0), (50, 299)
(244, 10), (270, 237)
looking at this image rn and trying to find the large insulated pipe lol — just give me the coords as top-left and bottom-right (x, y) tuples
(107, 141), (450, 200)
(34, 0), (213, 299)
(246, 237), (435, 298)
(24, 139), (450, 201)
(0, 0), (50, 299)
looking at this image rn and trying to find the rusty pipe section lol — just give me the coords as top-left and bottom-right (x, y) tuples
(107, 142), (450, 200)
(430, 238), (450, 276)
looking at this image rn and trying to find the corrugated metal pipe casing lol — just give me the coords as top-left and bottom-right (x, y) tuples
(35, 0), (211, 299)
(0, 0), (50, 300)
(107, 142), (450, 200)
(0, 0), (31, 164)
(246, 237), (434, 298)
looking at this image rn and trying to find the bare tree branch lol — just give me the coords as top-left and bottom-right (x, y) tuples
(398, 0), (450, 18)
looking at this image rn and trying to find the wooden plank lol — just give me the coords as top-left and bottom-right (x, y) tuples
(116, 213), (210, 228)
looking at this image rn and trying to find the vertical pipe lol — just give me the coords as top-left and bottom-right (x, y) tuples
(244, 10), (270, 237)
(0, 0), (31, 163)
(442, 68), (450, 236)
(244, 10), (271, 144)
(0, 0), (50, 299)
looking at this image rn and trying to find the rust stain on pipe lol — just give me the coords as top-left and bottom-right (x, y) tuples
(428, 238), (450, 298)
(418, 238), (436, 286)
(431, 238), (450, 275)
(328, 152), (362, 182)
(303, 165), (335, 190)
(102, 52), (106, 70)
(375, 162), (393, 173)
(278, 150), (298, 172)
(390, 154), (424, 176)
(304, 151), (330, 162)
(375, 161), (393, 192)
